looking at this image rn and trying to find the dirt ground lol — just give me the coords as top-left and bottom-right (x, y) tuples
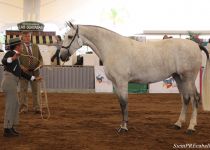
(0, 93), (210, 150)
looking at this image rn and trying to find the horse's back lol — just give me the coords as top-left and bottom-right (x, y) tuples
(105, 37), (202, 83)
(130, 38), (201, 82)
(167, 39), (202, 72)
(152, 38), (202, 74)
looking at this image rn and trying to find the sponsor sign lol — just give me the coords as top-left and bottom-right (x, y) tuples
(17, 21), (44, 31)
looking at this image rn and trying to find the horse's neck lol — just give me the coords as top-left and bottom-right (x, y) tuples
(80, 25), (122, 61)
(84, 40), (101, 59)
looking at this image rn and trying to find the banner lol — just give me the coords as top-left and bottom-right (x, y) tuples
(149, 74), (200, 93)
(83, 53), (99, 66)
(149, 77), (179, 93)
(94, 66), (113, 92)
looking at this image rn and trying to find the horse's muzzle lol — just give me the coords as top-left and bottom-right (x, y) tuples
(60, 56), (70, 62)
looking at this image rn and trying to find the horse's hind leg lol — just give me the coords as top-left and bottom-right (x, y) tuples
(173, 73), (199, 134)
(183, 81), (199, 134)
(174, 96), (189, 129)
(173, 73), (189, 129)
(186, 94), (198, 134)
(113, 81), (128, 132)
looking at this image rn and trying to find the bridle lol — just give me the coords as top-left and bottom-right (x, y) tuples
(61, 25), (79, 57)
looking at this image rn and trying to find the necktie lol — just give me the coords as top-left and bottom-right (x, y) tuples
(27, 45), (33, 69)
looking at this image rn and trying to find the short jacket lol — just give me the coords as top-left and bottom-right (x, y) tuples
(2, 50), (32, 80)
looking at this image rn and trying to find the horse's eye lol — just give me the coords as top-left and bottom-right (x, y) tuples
(68, 35), (72, 39)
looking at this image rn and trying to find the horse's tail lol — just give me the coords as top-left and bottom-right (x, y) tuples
(200, 45), (210, 111)
(199, 45), (209, 59)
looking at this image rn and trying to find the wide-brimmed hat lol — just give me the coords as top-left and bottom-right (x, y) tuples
(9, 37), (22, 46)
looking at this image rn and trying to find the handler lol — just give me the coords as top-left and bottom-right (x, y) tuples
(1, 37), (41, 137)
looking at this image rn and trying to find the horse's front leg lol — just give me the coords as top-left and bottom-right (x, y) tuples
(114, 81), (128, 132)
(117, 96), (128, 132)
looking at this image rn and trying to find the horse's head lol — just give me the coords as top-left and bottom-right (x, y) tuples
(60, 22), (83, 62)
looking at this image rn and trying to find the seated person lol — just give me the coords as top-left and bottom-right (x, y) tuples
(163, 34), (173, 39)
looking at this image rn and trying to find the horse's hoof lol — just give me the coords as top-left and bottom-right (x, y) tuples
(173, 124), (181, 130)
(186, 129), (195, 135)
(116, 127), (128, 133)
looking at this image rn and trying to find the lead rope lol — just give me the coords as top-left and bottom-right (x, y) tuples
(20, 53), (50, 119)
(39, 79), (51, 120)
(21, 52), (67, 67)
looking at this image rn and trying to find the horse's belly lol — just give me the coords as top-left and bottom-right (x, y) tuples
(130, 70), (172, 84)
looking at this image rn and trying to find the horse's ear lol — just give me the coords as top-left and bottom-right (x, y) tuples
(66, 21), (69, 27)
(66, 21), (72, 28)
(66, 21), (76, 29)
(69, 21), (75, 28)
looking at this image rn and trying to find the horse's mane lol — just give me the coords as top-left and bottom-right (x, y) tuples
(81, 25), (122, 36)
(78, 24), (141, 44)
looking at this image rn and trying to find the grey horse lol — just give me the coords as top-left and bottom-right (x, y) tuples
(60, 22), (210, 134)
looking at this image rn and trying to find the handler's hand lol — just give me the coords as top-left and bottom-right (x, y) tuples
(12, 53), (20, 61)
(39, 64), (43, 68)
(21, 65), (28, 72)
(35, 76), (42, 81)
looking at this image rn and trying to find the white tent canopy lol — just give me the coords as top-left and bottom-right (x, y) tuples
(0, 0), (104, 32)
(1, 0), (210, 35)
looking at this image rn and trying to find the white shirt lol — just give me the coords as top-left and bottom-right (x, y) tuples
(24, 43), (33, 56)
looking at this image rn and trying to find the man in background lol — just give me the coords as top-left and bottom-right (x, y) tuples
(50, 35), (63, 65)
(19, 31), (43, 114)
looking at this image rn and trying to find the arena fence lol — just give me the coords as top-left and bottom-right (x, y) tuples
(0, 65), (148, 93)
(0, 65), (95, 93)
(40, 66), (95, 92)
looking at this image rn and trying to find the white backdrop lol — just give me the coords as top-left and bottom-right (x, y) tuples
(149, 74), (200, 93)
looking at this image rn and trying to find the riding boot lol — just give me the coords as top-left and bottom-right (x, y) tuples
(3, 128), (18, 137)
(11, 127), (19, 135)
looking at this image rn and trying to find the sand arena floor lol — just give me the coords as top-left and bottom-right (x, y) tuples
(0, 93), (210, 150)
